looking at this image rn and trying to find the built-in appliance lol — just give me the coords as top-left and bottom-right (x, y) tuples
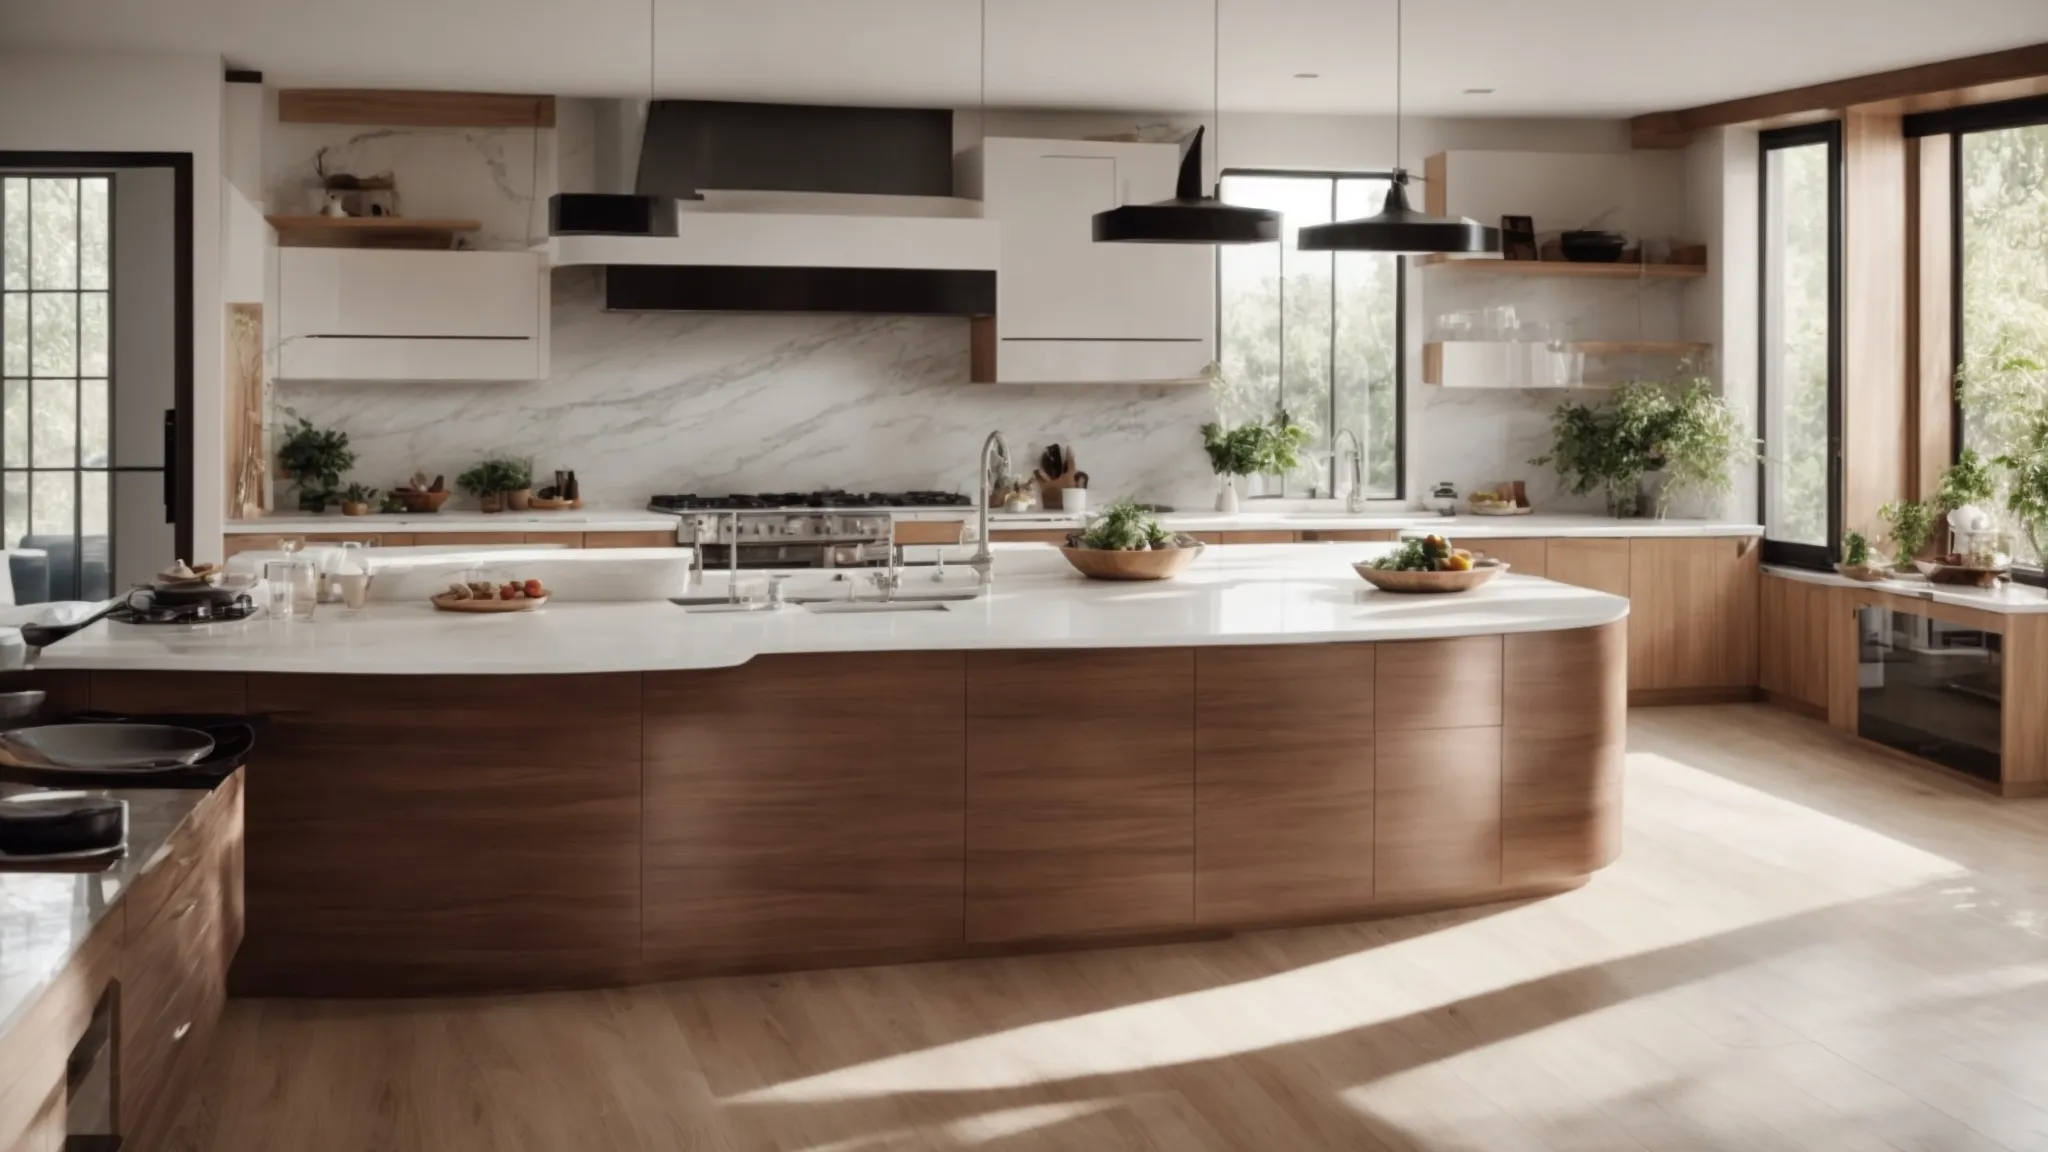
(648, 490), (971, 569)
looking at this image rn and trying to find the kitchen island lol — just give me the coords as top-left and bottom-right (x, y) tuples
(21, 545), (1627, 997)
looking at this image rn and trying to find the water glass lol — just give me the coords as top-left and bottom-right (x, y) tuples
(263, 560), (298, 620)
(335, 572), (373, 613)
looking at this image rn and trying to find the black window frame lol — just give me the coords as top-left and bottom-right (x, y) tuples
(1905, 94), (2048, 586)
(1756, 121), (1845, 570)
(1215, 168), (1407, 502)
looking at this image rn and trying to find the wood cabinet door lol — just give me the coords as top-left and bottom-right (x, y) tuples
(1545, 537), (1631, 596)
(1466, 536), (1551, 578)
(1194, 644), (1374, 925)
(966, 648), (1195, 942)
(641, 654), (967, 976)
(1759, 575), (1831, 711)
(1190, 531), (1297, 545)
(409, 531), (526, 546)
(1628, 537), (1761, 690)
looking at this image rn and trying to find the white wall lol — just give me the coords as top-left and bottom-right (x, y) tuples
(0, 48), (225, 556)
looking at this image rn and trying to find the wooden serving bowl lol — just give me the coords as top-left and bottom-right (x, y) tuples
(431, 593), (547, 613)
(1058, 544), (1201, 581)
(1834, 563), (1890, 583)
(1914, 559), (2004, 588)
(394, 489), (452, 513)
(1353, 559), (1507, 593)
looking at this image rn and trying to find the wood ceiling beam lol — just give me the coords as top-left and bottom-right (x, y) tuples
(1630, 42), (2048, 148)
(278, 89), (556, 129)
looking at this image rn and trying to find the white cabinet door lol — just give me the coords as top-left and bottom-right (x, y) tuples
(275, 249), (546, 381)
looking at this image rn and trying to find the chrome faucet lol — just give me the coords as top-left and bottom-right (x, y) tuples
(969, 430), (1008, 586)
(726, 511), (742, 603)
(1332, 429), (1366, 514)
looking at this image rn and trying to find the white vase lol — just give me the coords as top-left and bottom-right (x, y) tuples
(1215, 477), (1240, 513)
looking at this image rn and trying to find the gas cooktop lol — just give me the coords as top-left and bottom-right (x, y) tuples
(647, 490), (971, 513)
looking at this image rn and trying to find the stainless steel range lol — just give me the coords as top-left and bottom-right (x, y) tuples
(647, 490), (971, 569)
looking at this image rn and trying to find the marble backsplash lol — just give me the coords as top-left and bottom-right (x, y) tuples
(276, 271), (1226, 509)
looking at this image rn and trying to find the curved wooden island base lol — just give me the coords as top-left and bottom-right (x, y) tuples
(74, 622), (1625, 999)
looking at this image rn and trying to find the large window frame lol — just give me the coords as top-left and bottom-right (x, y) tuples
(1216, 168), (1407, 502)
(1757, 121), (1845, 570)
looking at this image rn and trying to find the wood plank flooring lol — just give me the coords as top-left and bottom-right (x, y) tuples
(157, 705), (2048, 1151)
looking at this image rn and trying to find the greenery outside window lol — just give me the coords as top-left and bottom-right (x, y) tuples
(1757, 123), (1842, 569)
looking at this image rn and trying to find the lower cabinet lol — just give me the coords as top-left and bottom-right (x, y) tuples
(966, 648), (1195, 942)
(1465, 536), (1549, 578)
(1627, 537), (1759, 693)
(1759, 573), (1831, 712)
(1545, 537), (1631, 597)
(640, 654), (968, 975)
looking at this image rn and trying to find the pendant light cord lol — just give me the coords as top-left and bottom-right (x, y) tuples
(980, 0), (987, 144)
(1213, 0), (1221, 193)
(1393, 0), (1403, 176)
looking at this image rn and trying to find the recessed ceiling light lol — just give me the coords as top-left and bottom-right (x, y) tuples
(1463, 87), (1496, 95)
(1294, 72), (1320, 80)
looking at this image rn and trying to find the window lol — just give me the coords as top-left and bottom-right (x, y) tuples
(0, 173), (112, 598)
(1757, 124), (1842, 567)
(1217, 172), (1403, 499)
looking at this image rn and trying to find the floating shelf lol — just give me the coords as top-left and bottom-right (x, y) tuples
(1416, 254), (1708, 280)
(266, 215), (482, 250)
(1423, 340), (1714, 387)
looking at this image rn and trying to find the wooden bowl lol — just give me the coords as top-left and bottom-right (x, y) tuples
(395, 489), (452, 513)
(430, 593), (547, 613)
(1353, 559), (1507, 593)
(1058, 544), (1201, 581)
(1834, 563), (1890, 583)
(1914, 559), (2004, 588)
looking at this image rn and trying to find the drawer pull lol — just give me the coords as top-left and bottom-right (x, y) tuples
(171, 1021), (192, 1043)
(171, 898), (200, 921)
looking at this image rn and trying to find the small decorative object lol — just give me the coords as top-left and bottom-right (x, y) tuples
(338, 482), (378, 517)
(1469, 483), (1533, 515)
(320, 192), (349, 218)
(1836, 531), (1887, 581)
(456, 456), (534, 514)
(377, 491), (408, 515)
(1560, 229), (1628, 263)
(1033, 444), (1082, 512)
(275, 413), (355, 514)
(1877, 500), (1937, 570)
(1427, 481), (1459, 516)
(1501, 215), (1537, 261)
(1355, 535), (1505, 593)
(392, 472), (452, 514)
(1059, 498), (1203, 581)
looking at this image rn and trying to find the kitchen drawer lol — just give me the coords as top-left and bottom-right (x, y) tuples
(894, 521), (964, 546)
(120, 954), (223, 1148)
(584, 531), (677, 548)
(120, 790), (226, 941)
(120, 859), (224, 1134)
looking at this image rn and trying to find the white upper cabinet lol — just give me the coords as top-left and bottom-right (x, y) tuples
(964, 138), (1214, 383)
(274, 248), (549, 383)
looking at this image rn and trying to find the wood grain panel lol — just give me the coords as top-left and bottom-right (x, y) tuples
(641, 653), (966, 976)
(894, 521), (966, 546)
(1629, 42), (2048, 147)
(966, 649), (1194, 942)
(1467, 536), (1550, 578)
(1912, 133), (1954, 502)
(1374, 726), (1502, 900)
(409, 531), (528, 546)
(1194, 644), (1374, 925)
(1190, 531), (1297, 545)
(88, 671), (247, 715)
(1546, 537), (1631, 597)
(0, 671), (88, 719)
(0, 911), (118, 1152)
(235, 674), (643, 996)
(522, 532), (584, 547)
(1828, 588), (1862, 732)
(1503, 623), (1625, 884)
(222, 531), (415, 557)
(987, 530), (1071, 544)
(1375, 636), (1502, 730)
(1627, 537), (1760, 691)
(583, 531), (677, 549)
(1298, 529), (1399, 542)
(1844, 109), (1910, 535)
(1424, 151), (1448, 216)
(1759, 575), (1832, 713)
(278, 88), (556, 128)
(2000, 615), (2048, 795)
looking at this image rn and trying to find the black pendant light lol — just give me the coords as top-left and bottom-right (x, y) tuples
(1297, 0), (1497, 255)
(1091, 0), (1280, 245)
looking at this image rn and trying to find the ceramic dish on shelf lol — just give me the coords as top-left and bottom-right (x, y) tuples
(431, 593), (548, 613)
(1353, 559), (1507, 593)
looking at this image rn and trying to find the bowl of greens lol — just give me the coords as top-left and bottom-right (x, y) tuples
(1354, 534), (1506, 593)
(1060, 498), (1204, 581)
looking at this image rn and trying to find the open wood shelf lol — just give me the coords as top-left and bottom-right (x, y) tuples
(266, 215), (482, 249)
(1416, 254), (1708, 280)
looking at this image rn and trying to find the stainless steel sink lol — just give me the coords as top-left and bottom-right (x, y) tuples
(786, 591), (981, 606)
(801, 601), (952, 614)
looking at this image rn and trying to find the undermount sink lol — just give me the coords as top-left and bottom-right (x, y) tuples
(802, 601), (952, 614)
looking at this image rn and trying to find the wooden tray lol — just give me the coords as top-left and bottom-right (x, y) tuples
(430, 593), (548, 613)
(1353, 560), (1507, 593)
(1834, 563), (1891, 583)
(1059, 545), (1200, 581)
(1468, 503), (1533, 516)
(527, 497), (583, 511)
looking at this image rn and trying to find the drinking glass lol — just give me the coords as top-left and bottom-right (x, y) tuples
(288, 562), (320, 620)
(263, 560), (298, 621)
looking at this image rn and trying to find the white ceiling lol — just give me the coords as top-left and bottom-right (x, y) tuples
(4, 0), (2046, 118)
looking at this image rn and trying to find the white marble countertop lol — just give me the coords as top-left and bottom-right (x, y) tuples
(989, 509), (1763, 538)
(1764, 564), (2048, 614)
(0, 785), (210, 1038)
(225, 509), (681, 534)
(33, 544), (1627, 675)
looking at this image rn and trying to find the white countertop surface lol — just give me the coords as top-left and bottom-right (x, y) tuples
(34, 544), (1628, 675)
(1764, 564), (2048, 614)
(226, 509), (681, 534)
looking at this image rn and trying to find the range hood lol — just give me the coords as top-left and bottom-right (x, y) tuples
(548, 100), (997, 316)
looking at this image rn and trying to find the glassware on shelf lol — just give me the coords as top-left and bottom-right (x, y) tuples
(1433, 310), (1477, 342)
(1480, 304), (1520, 341)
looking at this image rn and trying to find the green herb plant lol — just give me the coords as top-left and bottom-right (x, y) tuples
(1877, 499), (1937, 568)
(1994, 406), (2048, 562)
(339, 482), (378, 504)
(275, 413), (356, 513)
(1078, 497), (1174, 551)
(456, 455), (534, 497)
(1199, 422), (1263, 477)
(1936, 448), (1996, 513)
(1531, 374), (1750, 518)
(1658, 376), (1750, 515)
(1841, 531), (1870, 568)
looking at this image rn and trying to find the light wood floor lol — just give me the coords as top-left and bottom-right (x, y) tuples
(158, 705), (2048, 1151)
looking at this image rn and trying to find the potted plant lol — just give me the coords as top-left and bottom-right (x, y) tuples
(456, 455), (533, 513)
(377, 490), (408, 515)
(1996, 408), (2048, 563)
(276, 414), (356, 514)
(1200, 422), (1263, 513)
(1877, 499), (1936, 570)
(338, 482), (379, 517)
(1254, 411), (1312, 495)
(1532, 376), (1749, 519)
(1655, 376), (1751, 517)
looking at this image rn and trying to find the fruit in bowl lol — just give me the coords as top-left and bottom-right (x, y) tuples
(1356, 535), (1505, 593)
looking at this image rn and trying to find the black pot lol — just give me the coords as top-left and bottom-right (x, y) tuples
(0, 792), (125, 855)
(1560, 229), (1628, 263)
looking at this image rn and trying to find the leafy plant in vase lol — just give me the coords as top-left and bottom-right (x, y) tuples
(337, 482), (379, 517)
(456, 455), (535, 513)
(1876, 499), (1936, 570)
(1200, 422), (1263, 513)
(1532, 375), (1749, 518)
(276, 415), (356, 514)
(1996, 408), (2048, 564)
